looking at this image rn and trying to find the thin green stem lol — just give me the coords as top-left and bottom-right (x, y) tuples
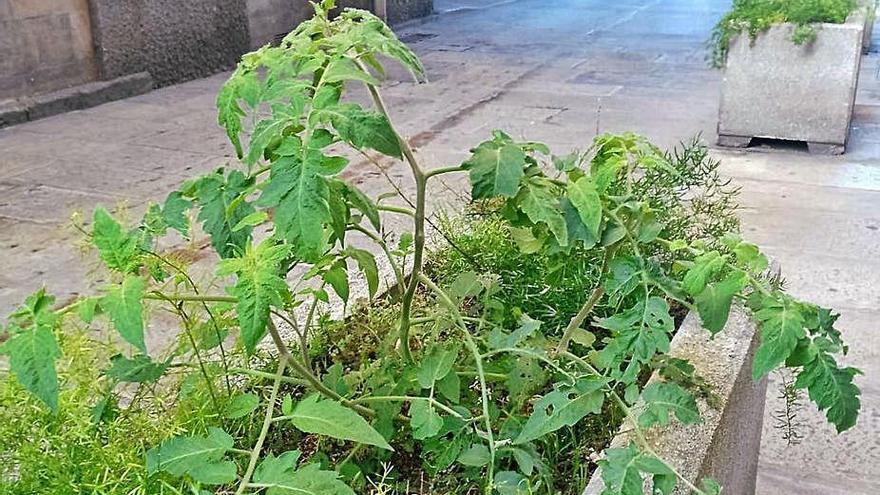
(235, 358), (286, 495)
(424, 164), (466, 179)
(377, 204), (416, 217)
(144, 293), (237, 303)
(418, 273), (495, 494)
(267, 320), (376, 417)
(351, 395), (464, 419)
(229, 366), (308, 386)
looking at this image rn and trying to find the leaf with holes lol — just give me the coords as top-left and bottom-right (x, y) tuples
(639, 382), (701, 428)
(514, 377), (606, 444)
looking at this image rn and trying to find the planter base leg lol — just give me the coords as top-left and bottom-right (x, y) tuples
(717, 134), (752, 148)
(807, 142), (845, 155)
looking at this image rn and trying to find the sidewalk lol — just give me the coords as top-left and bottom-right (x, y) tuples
(0, 0), (877, 492)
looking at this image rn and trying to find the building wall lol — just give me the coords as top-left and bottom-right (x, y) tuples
(0, 0), (97, 100)
(88, 0), (251, 87)
(0, 0), (433, 102)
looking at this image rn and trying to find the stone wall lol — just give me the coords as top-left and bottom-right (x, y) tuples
(88, 0), (251, 87)
(1, 0), (433, 102)
(0, 0), (97, 100)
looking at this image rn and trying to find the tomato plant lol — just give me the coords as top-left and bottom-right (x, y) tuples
(1, 2), (862, 494)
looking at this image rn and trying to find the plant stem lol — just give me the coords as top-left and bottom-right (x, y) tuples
(555, 286), (605, 355)
(267, 320), (376, 417)
(145, 293), (237, 303)
(377, 204), (416, 217)
(424, 164), (466, 178)
(229, 366), (308, 386)
(351, 395), (465, 419)
(235, 358), (286, 495)
(418, 273), (495, 494)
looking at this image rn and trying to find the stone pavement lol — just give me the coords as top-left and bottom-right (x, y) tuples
(0, 0), (878, 492)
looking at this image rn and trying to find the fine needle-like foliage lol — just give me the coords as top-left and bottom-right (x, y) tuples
(1, 2), (863, 494)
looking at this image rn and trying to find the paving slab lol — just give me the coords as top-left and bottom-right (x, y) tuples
(0, 0), (878, 492)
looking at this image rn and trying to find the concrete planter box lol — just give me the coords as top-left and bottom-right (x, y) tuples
(584, 304), (768, 495)
(717, 11), (867, 154)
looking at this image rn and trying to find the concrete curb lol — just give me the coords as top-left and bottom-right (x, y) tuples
(0, 72), (154, 129)
(717, 9), (867, 154)
(584, 304), (767, 495)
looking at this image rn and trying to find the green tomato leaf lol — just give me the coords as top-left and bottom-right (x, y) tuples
(596, 296), (674, 363)
(639, 382), (701, 428)
(253, 452), (355, 495)
(316, 103), (401, 158)
(0, 323), (60, 412)
(323, 56), (380, 85)
(93, 207), (140, 274)
(410, 399), (444, 440)
(682, 251), (725, 297)
(256, 148), (333, 260)
(795, 350), (861, 433)
(224, 392), (261, 419)
(514, 377), (606, 444)
(217, 76), (245, 158)
(457, 443), (491, 467)
(494, 471), (529, 495)
(289, 394), (393, 451)
(464, 142), (526, 200)
(162, 191), (193, 237)
(145, 427), (237, 485)
(344, 248), (379, 298)
(217, 239), (292, 354)
(417, 348), (457, 389)
(516, 178), (568, 247)
(247, 103), (302, 165)
(694, 271), (747, 335)
(101, 275), (147, 354)
(106, 354), (169, 383)
(192, 170), (256, 259)
(599, 442), (676, 495)
(751, 295), (806, 380)
(566, 176), (602, 238)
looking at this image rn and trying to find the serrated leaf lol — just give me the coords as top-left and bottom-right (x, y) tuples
(290, 394), (393, 450)
(464, 142), (526, 199)
(232, 211), (268, 232)
(162, 191), (192, 237)
(752, 296), (806, 380)
(256, 148), (332, 260)
(217, 76), (245, 158)
(694, 271), (747, 335)
(323, 260), (350, 303)
(224, 392), (261, 419)
(192, 170), (256, 259)
(338, 180), (380, 231)
(599, 442), (676, 495)
(101, 275), (146, 354)
(436, 369), (461, 404)
(145, 427), (237, 485)
(93, 207), (140, 273)
(247, 103), (301, 165)
(639, 382), (701, 428)
(682, 251), (724, 297)
(75, 297), (101, 324)
(344, 248), (379, 298)
(410, 399), (443, 440)
(316, 103), (401, 157)
(0, 324), (60, 412)
(106, 354), (169, 383)
(795, 351), (861, 433)
(217, 239), (292, 354)
(323, 56), (380, 85)
(259, 462), (355, 495)
(509, 226), (544, 254)
(514, 377), (606, 444)
(488, 314), (542, 350)
(596, 296), (673, 363)
(566, 176), (602, 238)
(603, 256), (641, 306)
(516, 178), (568, 247)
